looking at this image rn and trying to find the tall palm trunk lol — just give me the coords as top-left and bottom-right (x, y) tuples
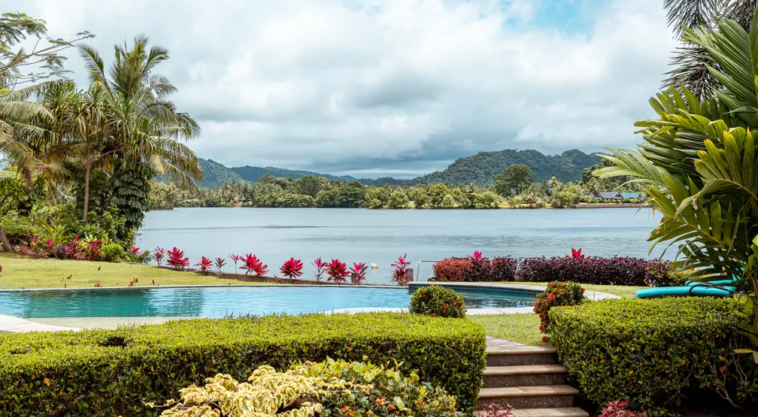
(83, 161), (91, 222)
(0, 226), (15, 253)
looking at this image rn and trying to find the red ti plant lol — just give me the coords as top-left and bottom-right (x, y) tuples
(154, 247), (166, 266)
(350, 262), (368, 285)
(214, 257), (226, 275)
(240, 254), (268, 277)
(567, 248), (587, 259)
(130, 246), (140, 255)
(280, 258), (304, 280)
(195, 256), (213, 272)
(391, 254), (412, 286)
(470, 250), (484, 261)
(166, 247), (189, 270)
(229, 254), (240, 271)
(326, 259), (349, 284)
(312, 257), (326, 281)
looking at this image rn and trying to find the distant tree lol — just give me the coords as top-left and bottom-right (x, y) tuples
(408, 188), (429, 208)
(494, 164), (535, 196)
(293, 175), (322, 198)
(386, 189), (410, 209)
(257, 173), (276, 184)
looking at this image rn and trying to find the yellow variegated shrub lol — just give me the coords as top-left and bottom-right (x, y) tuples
(156, 359), (462, 417)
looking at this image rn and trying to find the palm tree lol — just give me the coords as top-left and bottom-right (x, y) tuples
(663, 0), (758, 98)
(75, 36), (202, 228)
(599, 10), (758, 354)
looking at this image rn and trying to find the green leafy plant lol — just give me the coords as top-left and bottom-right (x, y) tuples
(550, 298), (758, 414)
(0, 313), (485, 416)
(599, 10), (758, 359)
(410, 285), (467, 318)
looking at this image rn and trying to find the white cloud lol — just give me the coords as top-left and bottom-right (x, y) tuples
(6, 0), (677, 177)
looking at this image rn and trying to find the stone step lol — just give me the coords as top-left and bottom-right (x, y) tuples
(477, 385), (578, 409)
(475, 407), (589, 417)
(483, 364), (567, 388)
(486, 346), (559, 367)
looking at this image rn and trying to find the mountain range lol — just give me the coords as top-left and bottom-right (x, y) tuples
(195, 149), (602, 188)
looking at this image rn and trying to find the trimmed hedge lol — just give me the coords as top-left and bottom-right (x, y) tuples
(517, 256), (671, 286)
(549, 298), (757, 414)
(0, 313), (486, 416)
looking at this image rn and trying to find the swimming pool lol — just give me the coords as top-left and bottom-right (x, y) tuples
(0, 286), (537, 318)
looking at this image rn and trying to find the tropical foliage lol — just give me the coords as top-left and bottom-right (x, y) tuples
(598, 9), (758, 355)
(0, 13), (201, 252)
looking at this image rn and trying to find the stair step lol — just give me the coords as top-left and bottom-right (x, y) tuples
(486, 346), (559, 367)
(483, 365), (567, 387)
(475, 407), (589, 417)
(478, 385), (578, 409)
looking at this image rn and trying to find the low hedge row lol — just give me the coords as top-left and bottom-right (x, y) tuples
(434, 255), (670, 286)
(549, 298), (757, 414)
(0, 313), (486, 416)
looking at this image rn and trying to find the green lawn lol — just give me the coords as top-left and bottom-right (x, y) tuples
(0, 253), (268, 289)
(468, 282), (642, 345)
(468, 313), (545, 345)
(508, 281), (643, 299)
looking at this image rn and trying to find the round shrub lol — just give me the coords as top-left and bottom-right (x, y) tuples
(534, 281), (583, 341)
(432, 258), (472, 282)
(410, 285), (466, 318)
(100, 243), (124, 262)
(549, 298), (757, 414)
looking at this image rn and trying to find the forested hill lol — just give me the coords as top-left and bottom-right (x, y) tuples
(195, 159), (354, 188)
(194, 149), (601, 188)
(405, 149), (601, 186)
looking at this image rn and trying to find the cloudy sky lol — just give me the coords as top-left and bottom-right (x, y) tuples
(7, 0), (678, 178)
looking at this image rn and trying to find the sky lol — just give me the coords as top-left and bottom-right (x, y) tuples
(6, 0), (678, 178)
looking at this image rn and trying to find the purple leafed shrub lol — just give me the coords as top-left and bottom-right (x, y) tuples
(516, 256), (672, 287)
(490, 257), (518, 281)
(464, 257), (492, 282)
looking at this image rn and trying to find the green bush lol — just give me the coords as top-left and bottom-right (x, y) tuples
(100, 243), (124, 262)
(410, 285), (467, 318)
(549, 298), (757, 414)
(0, 211), (32, 244)
(534, 281), (584, 342)
(0, 313), (485, 416)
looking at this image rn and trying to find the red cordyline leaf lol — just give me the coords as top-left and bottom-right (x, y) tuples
(195, 256), (213, 272)
(471, 251), (484, 261)
(167, 247), (189, 270)
(391, 254), (412, 285)
(239, 254), (268, 277)
(280, 258), (304, 280)
(214, 257), (226, 270)
(350, 262), (368, 285)
(326, 259), (349, 284)
(130, 246), (140, 254)
(312, 257), (326, 281)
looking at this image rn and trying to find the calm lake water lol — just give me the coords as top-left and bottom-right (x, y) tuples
(137, 208), (663, 284)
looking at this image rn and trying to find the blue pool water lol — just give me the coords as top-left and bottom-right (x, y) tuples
(0, 286), (536, 318)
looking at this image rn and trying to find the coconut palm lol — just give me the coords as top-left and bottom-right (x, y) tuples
(599, 10), (758, 353)
(663, 0), (758, 98)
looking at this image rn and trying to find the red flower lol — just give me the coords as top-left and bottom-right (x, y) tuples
(280, 258), (304, 280)
(430, 313), (436, 317)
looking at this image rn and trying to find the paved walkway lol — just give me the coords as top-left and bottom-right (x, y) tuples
(0, 315), (80, 332)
